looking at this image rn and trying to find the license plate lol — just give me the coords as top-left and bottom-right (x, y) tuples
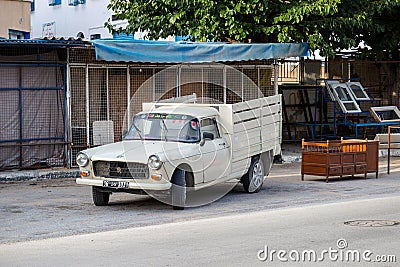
(103, 180), (129, 189)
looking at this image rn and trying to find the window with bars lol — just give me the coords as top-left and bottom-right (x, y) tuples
(49, 0), (61, 6)
(90, 34), (101, 40)
(69, 0), (86, 6)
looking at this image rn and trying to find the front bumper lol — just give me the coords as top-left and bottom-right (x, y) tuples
(76, 178), (172, 191)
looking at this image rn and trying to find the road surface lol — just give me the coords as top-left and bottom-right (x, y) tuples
(1, 196), (399, 266)
(1, 158), (400, 244)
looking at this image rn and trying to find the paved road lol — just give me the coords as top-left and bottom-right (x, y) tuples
(1, 157), (400, 245)
(1, 196), (399, 266)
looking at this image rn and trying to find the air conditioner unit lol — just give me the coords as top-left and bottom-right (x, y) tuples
(93, 121), (114, 146)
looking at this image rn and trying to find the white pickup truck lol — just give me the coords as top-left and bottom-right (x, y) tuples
(76, 95), (282, 209)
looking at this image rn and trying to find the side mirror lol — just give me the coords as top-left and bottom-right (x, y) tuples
(203, 132), (214, 140)
(200, 132), (214, 146)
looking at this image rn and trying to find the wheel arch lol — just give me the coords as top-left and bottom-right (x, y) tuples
(259, 150), (273, 176)
(173, 163), (195, 187)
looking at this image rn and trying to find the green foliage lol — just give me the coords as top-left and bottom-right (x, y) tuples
(106, 0), (400, 58)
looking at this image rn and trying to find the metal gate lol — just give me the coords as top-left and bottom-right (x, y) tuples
(68, 64), (274, 166)
(0, 63), (67, 170)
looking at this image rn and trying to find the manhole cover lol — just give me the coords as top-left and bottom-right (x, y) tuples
(344, 220), (400, 227)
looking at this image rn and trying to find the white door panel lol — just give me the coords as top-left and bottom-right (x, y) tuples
(202, 138), (230, 183)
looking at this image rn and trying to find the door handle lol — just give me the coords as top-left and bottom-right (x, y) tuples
(219, 143), (226, 146)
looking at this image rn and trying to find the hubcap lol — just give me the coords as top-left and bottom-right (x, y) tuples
(249, 161), (264, 192)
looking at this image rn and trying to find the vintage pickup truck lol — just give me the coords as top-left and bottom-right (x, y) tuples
(76, 94), (282, 209)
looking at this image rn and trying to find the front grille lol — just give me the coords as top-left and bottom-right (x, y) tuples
(93, 161), (149, 179)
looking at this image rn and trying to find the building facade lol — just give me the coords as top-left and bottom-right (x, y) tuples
(0, 0), (31, 39)
(30, 0), (124, 40)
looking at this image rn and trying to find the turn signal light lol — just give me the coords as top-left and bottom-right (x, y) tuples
(151, 174), (162, 181)
(80, 170), (90, 177)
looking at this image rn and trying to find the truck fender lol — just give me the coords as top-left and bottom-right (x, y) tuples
(173, 164), (195, 187)
(259, 150), (273, 176)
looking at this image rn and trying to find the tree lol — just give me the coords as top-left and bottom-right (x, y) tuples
(106, 0), (400, 58)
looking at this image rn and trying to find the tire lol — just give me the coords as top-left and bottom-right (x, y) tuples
(92, 186), (110, 206)
(171, 169), (189, 210)
(242, 157), (265, 193)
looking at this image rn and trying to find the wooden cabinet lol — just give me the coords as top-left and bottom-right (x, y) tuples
(301, 139), (379, 182)
(366, 141), (379, 177)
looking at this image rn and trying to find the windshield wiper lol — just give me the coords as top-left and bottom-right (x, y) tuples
(161, 119), (169, 141)
(132, 123), (144, 141)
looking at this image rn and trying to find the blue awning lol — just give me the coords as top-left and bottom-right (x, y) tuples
(92, 39), (309, 63)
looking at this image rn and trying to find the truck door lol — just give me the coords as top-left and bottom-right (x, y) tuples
(200, 118), (230, 183)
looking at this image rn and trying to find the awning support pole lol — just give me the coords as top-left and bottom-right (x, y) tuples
(273, 59), (279, 95)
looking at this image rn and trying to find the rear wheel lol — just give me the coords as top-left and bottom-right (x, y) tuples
(242, 157), (265, 193)
(92, 186), (110, 206)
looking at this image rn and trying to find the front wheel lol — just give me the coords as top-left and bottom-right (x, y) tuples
(242, 157), (265, 193)
(92, 186), (110, 206)
(171, 169), (186, 210)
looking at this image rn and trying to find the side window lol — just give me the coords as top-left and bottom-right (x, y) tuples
(200, 118), (220, 139)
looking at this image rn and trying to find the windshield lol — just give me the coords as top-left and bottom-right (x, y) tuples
(124, 113), (200, 143)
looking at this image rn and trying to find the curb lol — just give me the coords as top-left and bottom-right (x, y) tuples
(0, 168), (80, 182)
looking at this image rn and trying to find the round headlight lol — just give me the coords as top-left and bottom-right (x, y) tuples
(76, 152), (89, 167)
(148, 155), (162, 170)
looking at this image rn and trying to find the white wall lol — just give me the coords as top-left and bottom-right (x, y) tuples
(31, 0), (118, 39)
